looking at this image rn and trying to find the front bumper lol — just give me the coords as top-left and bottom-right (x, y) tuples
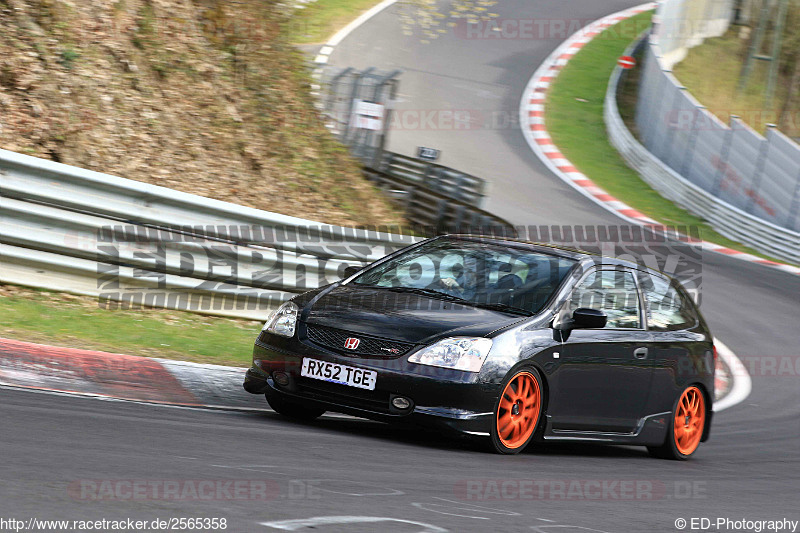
(243, 335), (498, 436)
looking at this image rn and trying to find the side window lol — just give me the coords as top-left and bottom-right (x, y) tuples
(569, 270), (642, 329)
(640, 275), (697, 331)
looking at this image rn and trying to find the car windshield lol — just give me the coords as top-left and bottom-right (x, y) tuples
(350, 237), (578, 315)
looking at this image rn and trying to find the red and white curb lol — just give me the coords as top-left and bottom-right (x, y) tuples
(0, 338), (263, 410)
(518, 2), (800, 276)
(713, 340), (751, 412)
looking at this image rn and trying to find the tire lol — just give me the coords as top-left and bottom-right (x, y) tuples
(647, 385), (707, 460)
(265, 391), (326, 421)
(490, 367), (544, 454)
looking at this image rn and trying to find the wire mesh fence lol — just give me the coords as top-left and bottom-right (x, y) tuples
(319, 67), (400, 168)
(317, 65), (491, 213)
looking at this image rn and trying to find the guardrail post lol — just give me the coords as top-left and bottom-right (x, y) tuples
(662, 84), (686, 168)
(710, 116), (736, 197)
(434, 199), (449, 235)
(787, 168), (800, 231)
(641, 63), (669, 149)
(743, 126), (771, 215)
(680, 105), (704, 177)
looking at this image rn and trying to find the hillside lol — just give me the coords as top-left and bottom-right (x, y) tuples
(0, 0), (402, 226)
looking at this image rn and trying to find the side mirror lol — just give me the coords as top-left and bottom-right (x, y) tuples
(572, 308), (607, 329)
(342, 265), (361, 279)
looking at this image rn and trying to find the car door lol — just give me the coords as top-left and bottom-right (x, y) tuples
(548, 267), (655, 434)
(636, 272), (711, 414)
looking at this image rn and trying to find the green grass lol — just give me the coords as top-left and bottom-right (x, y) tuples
(287, 0), (383, 44)
(0, 285), (261, 367)
(546, 12), (789, 263)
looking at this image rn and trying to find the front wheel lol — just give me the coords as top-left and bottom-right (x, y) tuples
(265, 391), (326, 421)
(648, 385), (706, 460)
(490, 367), (544, 454)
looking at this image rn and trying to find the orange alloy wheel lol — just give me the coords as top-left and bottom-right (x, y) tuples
(674, 386), (706, 456)
(496, 371), (542, 449)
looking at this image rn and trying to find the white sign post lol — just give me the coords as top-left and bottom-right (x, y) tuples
(352, 100), (385, 131)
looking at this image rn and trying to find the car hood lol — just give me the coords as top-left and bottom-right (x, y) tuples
(302, 284), (525, 344)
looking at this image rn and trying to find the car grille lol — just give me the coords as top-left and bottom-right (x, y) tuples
(305, 324), (415, 358)
(295, 377), (391, 413)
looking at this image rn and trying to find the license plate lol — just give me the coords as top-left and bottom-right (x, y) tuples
(300, 358), (377, 391)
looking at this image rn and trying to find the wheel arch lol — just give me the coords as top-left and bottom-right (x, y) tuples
(501, 358), (551, 417)
(690, 381), (713, 442)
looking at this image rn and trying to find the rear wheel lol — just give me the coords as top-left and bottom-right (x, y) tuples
(648, 385), (706, 460)
(265, 391), (326, 421)
(490, 368), (543, 454)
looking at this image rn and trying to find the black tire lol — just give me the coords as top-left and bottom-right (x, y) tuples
(647, 385), (707, 460)
(489, 367), (545, 455)
(265, 391), (326, 421)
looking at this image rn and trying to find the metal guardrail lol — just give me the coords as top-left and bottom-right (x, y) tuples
(0, 149), (514, 319)
(362, 168), (510, 233)
(0, 149), (419, 319)
(374, 152), (486, 206)
(605, 36), (800, 265)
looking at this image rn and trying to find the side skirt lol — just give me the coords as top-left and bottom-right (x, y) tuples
(540, 412), (671, 446)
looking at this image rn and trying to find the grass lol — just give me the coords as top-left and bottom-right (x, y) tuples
(673, 29), (797, 138)
(0, 285), (261, 367)
(287, 0), (384, 44)
(545, 12), (790, 263)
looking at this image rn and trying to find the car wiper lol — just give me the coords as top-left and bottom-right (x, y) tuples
(383, 286), (470, 303)
(384, 287), (532, 316)
(469, 302), (533, 316)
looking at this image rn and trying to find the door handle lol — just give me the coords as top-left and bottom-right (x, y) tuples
(633, 347), (648, 359)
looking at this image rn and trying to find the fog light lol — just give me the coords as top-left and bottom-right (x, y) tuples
(391, 396), (411, 410)
(273, 372), (290, 387)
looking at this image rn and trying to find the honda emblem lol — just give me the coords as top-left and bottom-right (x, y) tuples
(344, 337), (361, 350)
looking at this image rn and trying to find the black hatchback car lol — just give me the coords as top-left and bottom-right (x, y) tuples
(244, 235), (714, 459)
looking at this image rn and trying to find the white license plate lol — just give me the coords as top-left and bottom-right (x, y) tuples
(300, 358), (377, 391)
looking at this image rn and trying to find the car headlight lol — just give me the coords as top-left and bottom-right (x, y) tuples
(408, 337), (493, 372)
(262, 302), (299, 338)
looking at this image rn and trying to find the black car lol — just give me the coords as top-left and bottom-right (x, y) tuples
(244, 235), (714, 459)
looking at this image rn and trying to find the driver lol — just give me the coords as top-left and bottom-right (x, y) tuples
(438, 257), (478, 298)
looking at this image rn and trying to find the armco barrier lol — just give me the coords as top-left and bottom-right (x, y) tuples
(375, 152), (486, 206)
(606, 37), (800, 265)
(0, 149), (513, 320)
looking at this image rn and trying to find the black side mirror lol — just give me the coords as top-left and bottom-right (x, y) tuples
(572, 308), (607, 329)
(342, 265), (361, 279)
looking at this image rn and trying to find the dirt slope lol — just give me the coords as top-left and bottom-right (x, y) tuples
(0, 0), (401, 226)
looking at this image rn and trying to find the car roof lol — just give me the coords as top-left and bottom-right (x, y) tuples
(440, 234), (671, 279)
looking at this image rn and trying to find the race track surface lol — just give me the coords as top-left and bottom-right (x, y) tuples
(1, 0), (798, 531)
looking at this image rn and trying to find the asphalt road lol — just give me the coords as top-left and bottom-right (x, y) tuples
(1, 0), (799, 531)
